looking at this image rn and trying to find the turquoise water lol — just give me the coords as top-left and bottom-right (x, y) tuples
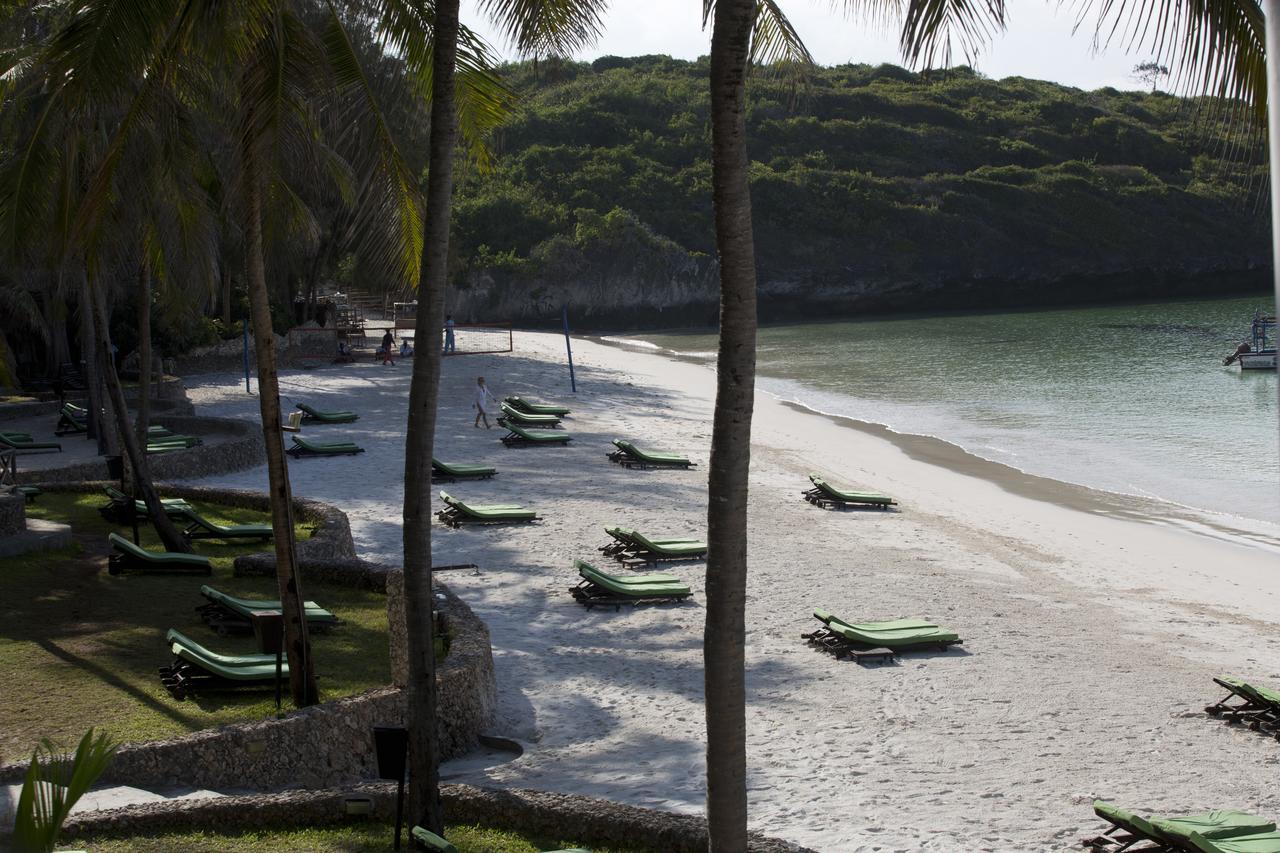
(631, 295), (1279, 525)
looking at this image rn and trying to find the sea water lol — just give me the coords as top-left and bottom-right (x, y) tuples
(629, 294), (1280, 527)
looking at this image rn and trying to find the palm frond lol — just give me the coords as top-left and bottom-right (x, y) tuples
(749, 0), (815, 80)
(1070, 0), (1265, 119)
(477, 0), (609, 58)
(893, 0), (1008, 69)
(12, 729), (117, 852)
(320, 1), (421, 289)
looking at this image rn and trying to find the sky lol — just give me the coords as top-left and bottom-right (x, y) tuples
(458, 0), (1150, 92)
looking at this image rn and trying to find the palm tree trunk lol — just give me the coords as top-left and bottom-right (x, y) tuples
(221, 266), (232, 326)
(78, 274), (101, 442)
(705, 0), (758, 848)
(401, 0), (459, 833)
(242, 137), (318, 709)
(86, 270), (190, 553)
(135, 259), (152, 445)
(1264, 0), (1280, 453)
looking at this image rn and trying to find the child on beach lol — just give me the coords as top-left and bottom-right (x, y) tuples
(473, 376), (496, 428)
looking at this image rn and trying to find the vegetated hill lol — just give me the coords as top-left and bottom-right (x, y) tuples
(446, 56), (1269, 329)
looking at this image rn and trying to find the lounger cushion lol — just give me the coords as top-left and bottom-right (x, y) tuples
(579, 563), (690, 597)
(629, 531), (707, 556)
(169, 640), (284, 681)
(439, 491), (535, 520)
(613, 439), (691, 465)
(809, 474), (895, 504)
(1187, 831), (1280, 853)
(432, 458), (497, 477)
(505, 424), (570, 442)
(827, 621), (960, 648)
(166, 629), (279, 668)
(574, 559), (681, 584)
(1152, 812), (1277, 842)
(410, 826), (458, 853)
(109, 533), (211, 568)
(200, 585), (335, 621)
(506, 396), (571, 415)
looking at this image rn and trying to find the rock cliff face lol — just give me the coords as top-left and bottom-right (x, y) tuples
(448, 248), (1270, 331)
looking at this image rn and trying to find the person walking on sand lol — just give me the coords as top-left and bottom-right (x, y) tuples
(380, 330), (395, 365)
(443, 315), (456, 354)
(473, 376), (497, 428)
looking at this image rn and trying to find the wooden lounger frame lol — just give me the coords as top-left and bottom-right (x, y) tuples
(1205, 678), (1280, 740)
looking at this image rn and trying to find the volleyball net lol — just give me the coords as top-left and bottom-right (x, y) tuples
(403, 321), (512, 355)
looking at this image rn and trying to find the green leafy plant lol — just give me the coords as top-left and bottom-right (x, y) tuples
(12, 729), (117, 853)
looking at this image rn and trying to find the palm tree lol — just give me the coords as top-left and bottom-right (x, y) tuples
(398, 0), (605, 831)
(698, 0), (1265, 847)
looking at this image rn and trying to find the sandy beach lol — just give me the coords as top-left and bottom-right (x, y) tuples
(183, 331), (1280, 852)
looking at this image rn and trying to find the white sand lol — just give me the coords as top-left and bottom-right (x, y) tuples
(185, 332), (1280, 852)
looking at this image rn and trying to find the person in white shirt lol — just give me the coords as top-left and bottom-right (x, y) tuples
(473, 376), (497, 429)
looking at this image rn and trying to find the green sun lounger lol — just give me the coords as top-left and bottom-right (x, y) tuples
(436, 491), (538, 527)
(599, 526), (703, 558)
(497, 401), (562, 427)
(108, 532), (212, 576)
(287, 435), (365, 457)
(574, 558), (682, 584)
(1187, 831), (1280, 853)
(296, 403), (359, 424)
(571, 561), (692, 608)
(504, 395), (571, 416)
(197, 585), (339, 633)
(803, 474), (896, 509)
(803, 608), (961, 662)
(501, 422), (572, 447)
(55, 403), (88, 435)
(100, 486), (193, 524)
(608, 439), (695, 469)
(1206, 676), (1280, 734)
(431, 458), (497, 482)
(0, 432), (61, 453)
(145, 434), (202, 448)
(625, 530), (708, 562)
(410, 825), (586, 853)
(147, 425), (174, 438)
(173, 507), (273, 541)
(160, 630), (286, 700)
(11, 485), (40, 502)
(1084, 801), (1276, 851)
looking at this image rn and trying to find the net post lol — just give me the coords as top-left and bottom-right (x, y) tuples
(562, 306), (576, 393)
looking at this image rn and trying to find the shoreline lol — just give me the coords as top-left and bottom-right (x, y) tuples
(595, 332), (1280, 557)
(183, 330), (1280, 851)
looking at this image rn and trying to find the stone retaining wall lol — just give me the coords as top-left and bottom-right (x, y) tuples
(28, 414), (262, 483)
(0, 379), (191, 423)
(60, 783), (816, 853)
(0, 492), (24, 536)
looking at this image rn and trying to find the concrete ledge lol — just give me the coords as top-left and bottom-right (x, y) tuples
(59, 783), (815, 852)
(0, 517), (73, 557)
(0, 379), (190, 423)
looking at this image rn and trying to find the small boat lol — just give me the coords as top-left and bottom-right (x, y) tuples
(1222, 311), (1276, 370)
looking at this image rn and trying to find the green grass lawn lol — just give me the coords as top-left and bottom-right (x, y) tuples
(1, 492), (391, 765)
(76, 822), (649, 852)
